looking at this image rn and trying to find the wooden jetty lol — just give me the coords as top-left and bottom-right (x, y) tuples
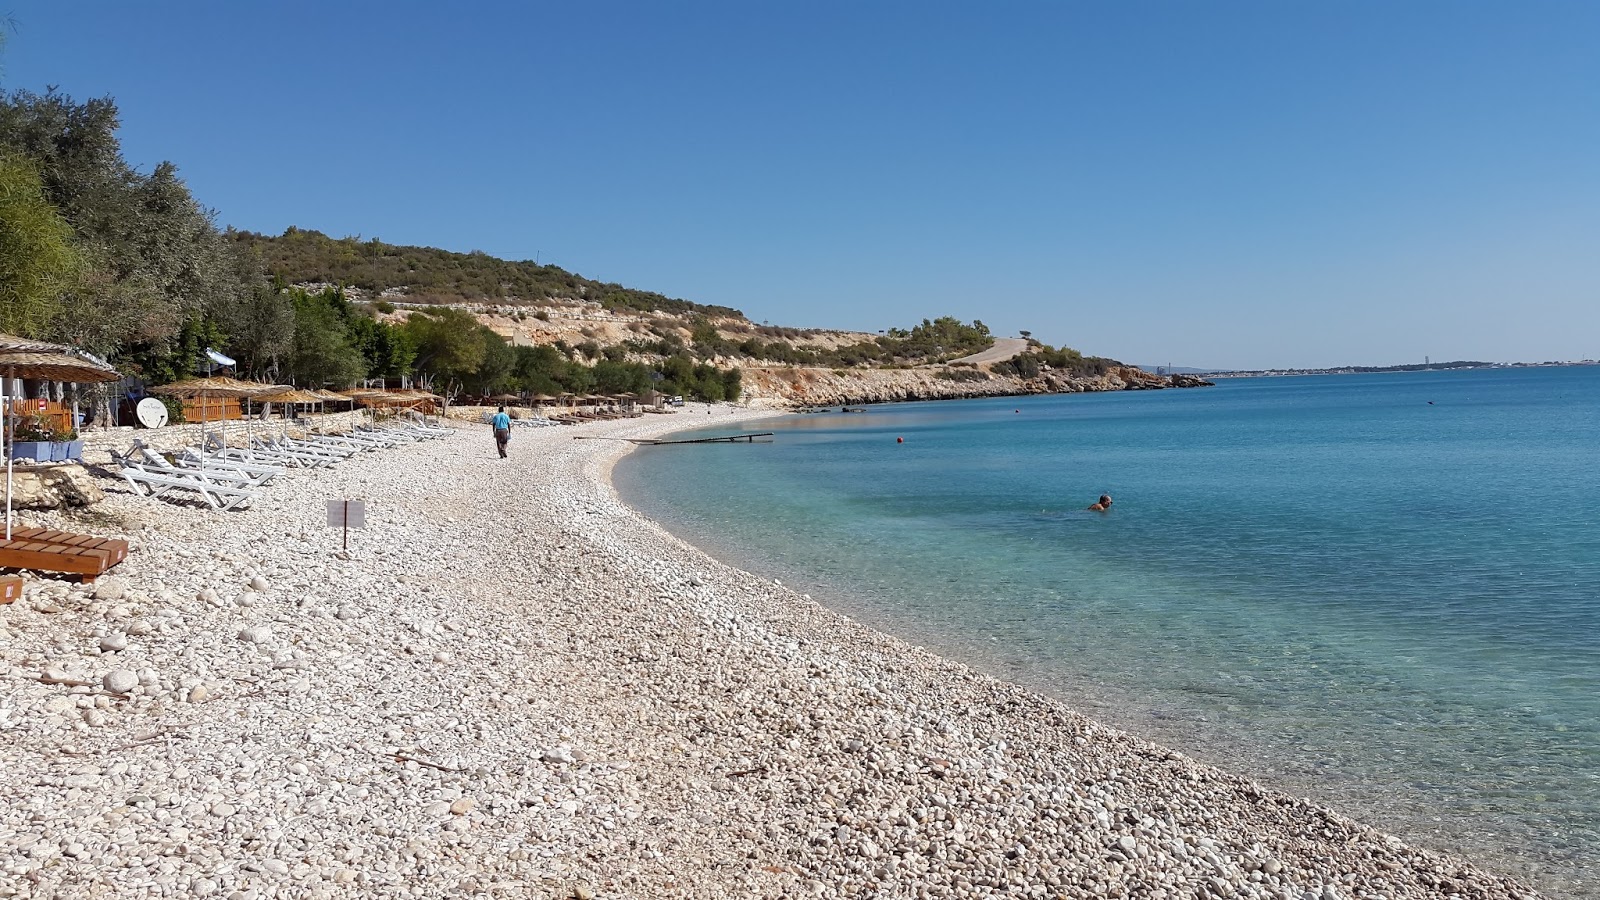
(575, 432), (774, 446)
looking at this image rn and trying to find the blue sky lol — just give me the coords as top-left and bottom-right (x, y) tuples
(5, 1), (1597, 368)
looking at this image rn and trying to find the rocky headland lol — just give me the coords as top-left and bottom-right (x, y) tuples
(740, 365), (1212, 407)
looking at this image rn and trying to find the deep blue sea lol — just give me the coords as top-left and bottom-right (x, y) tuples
(615, 367), (1600, 896)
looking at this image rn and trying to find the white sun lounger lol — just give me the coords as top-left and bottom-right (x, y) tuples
(111, 453), (259, 511)
(127, 441), (283, 488)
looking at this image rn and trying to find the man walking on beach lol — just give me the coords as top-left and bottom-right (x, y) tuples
(491, 406), (511, 458)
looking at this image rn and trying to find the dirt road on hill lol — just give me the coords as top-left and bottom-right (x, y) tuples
(949, 336), (1029, 365)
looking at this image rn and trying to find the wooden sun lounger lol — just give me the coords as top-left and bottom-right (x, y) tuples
(0, 539), (121, 583)
(8, 528), (129, 566)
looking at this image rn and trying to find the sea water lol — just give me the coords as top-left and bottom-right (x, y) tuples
(614, 367), (1600, 895)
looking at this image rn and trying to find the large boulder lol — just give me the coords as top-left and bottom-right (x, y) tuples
(5, 463), (104, 510)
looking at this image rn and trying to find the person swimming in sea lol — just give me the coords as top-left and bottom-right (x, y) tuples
(1087, 494), (1112, 512)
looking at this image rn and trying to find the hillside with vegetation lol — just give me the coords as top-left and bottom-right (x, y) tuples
(1, 85), (1180, 409)
(233, 228), (743, 318)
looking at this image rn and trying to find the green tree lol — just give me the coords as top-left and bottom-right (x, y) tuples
(463, 329), (514, 394)
(285, 289), (366, 388)
(403, 308), (486, 376)
(0, 154), (77, 337)
(212, 245), (294, 380)
(1, 89), (254, 368)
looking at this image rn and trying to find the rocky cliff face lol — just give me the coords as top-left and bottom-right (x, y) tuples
(739, 365), (1211, 406)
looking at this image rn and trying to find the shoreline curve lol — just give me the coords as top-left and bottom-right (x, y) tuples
(0, 407), (1546, 899)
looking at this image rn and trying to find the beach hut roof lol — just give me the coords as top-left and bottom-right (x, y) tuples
(0, 333), (78, 354)
(0, 349), (121, 384)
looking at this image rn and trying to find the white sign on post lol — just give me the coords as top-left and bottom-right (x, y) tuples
(327, 499), (367, 549)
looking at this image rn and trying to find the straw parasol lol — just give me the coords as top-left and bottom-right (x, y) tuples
(149, 376), (283, 450)
(256, 388), (322, 405)
(149, 376), (282, 399)
(1, 334), (122, 540)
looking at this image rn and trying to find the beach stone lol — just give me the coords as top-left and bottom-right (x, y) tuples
(103, 669), (139, 693)
(187, 685), (210, 703)
(543, 747), (576, 765)
(238, 625), (272, 644)
(92, 578), (128, 601)
(126, 618), (154, 636)
(449, 797), (475, 815)
(249, 575), (270, 592)
(100, 632), (129, 653)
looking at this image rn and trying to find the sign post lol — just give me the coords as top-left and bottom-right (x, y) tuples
(326, 499), (367, 550)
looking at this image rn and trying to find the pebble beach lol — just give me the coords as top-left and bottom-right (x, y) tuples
(0, 410), (1544, 899)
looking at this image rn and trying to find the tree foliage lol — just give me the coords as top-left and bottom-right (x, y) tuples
(0, 153), (78, 337)
(0, 89), (246, 365)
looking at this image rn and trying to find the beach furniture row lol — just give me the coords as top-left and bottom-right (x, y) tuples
(109, 419), (450, 511)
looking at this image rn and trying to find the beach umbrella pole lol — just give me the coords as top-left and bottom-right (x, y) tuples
(4, 368), (13, 541)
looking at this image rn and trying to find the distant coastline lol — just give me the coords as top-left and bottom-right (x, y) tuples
(1198, 359), (1599, 378)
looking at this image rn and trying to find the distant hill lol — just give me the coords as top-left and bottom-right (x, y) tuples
(232, 227), (744, 319)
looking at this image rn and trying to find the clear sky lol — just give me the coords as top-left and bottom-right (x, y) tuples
(4, 1), (1597, 369)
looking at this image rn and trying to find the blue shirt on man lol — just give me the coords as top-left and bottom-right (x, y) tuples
(491, 412), (510, 430)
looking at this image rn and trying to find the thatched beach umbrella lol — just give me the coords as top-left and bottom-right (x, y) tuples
(255, 388), (321, 436)
(150, 376), (283, 450)
(1, 335), (121, 540)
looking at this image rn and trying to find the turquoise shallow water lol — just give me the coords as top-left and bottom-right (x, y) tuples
(615, 367), (1600, 895)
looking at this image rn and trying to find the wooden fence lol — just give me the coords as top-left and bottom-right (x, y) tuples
(5, 398), (75, 438)
(180, 397), (244, 422)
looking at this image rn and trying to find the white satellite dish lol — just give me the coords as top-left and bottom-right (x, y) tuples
(135, 397), (169, 429)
